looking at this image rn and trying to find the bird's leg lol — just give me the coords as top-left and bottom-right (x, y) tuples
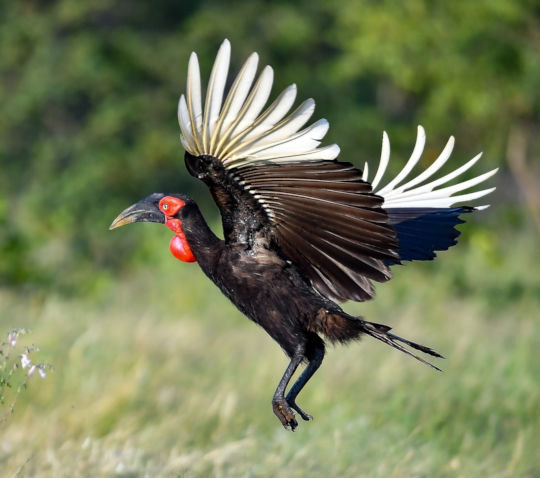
(272, 344), (305, 431)
(286, 340), (325, 421)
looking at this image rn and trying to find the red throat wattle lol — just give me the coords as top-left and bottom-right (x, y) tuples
(165, 218), (196, 263)
(169, 234), (196, 262)
(159, 196), (196, 263)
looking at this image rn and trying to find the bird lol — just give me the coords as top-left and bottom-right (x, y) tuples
(110, 39), (497, 431)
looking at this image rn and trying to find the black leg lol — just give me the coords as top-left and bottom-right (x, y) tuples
(286, 338), (325, 421)
(272, 344), (305, 431)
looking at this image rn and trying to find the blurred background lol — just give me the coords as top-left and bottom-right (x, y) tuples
(1, 1), (538, 476)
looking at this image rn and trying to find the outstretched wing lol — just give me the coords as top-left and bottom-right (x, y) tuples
(362, 126), (497, 208)
(178, 39), (398, 302)
(362, 127), (498, 263)
(231, 160), (399, 302)
(178, 40), (339, 167)
(177, 40), (496, 303)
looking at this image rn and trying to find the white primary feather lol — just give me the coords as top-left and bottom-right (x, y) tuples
(177, 95), (195, 152)
(223, 99), (317, 163)
(254, 99), (316, 144)
(389, 135), (455, 194)
(179, 39), (338, 167)
(254, 143), (341, 163)
(186, 53), (203, 153)
(371, 131), (390, 189)
(203, 39), (231, 152)
(225, 66), (274, 141)
(365, 126), (497, 208)
(361, 162), (369, 182)
(217, 52), (259, 135)
(179, 40), (495, 208)
(222, 84), (299, 161)
(377, 126), (426, 195)
(240, 84), (298, 142)
(235, 118), (328, 159)
(228, 144), (341, 168)
(213, 65), (274, 157)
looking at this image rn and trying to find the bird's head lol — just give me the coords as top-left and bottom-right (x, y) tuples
(109, 192), (197, 263)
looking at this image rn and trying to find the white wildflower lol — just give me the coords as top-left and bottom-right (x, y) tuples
(21, 353), (31, 369)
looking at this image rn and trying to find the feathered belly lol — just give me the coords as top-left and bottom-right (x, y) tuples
(209, 245), (324, 356)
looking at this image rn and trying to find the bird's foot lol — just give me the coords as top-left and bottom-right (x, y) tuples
(272, 398), (298, 431)
(287, 398), (313, 421)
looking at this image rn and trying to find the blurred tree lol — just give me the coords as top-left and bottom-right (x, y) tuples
(0, 0), (538, 293)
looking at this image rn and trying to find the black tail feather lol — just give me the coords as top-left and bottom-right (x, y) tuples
(386, 331), (444, 359)
(363, 321), (444, 371)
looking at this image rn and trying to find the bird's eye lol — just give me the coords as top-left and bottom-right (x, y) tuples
(162, 203), (169, 210)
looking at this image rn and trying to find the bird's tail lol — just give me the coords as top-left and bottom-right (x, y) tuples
(313, 312), (444, 370)
(361, 320), (444, 371)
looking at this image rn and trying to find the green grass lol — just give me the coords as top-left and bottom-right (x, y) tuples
(1, 227), (538, 477)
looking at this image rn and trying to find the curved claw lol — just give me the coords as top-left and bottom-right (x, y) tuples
(272, 399), (298, 431)
(287, 399), (313, 421)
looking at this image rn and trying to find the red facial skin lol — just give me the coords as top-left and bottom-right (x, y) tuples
(158, 196), (196, 263)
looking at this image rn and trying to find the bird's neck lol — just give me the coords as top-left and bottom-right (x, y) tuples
(185, 153), (234, 223)
(179, 202), (222, 270)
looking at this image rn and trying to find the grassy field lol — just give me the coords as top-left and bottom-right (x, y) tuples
(1, 225), (538, 477)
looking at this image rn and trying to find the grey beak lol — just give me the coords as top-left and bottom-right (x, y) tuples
(109, 200), (165, 230)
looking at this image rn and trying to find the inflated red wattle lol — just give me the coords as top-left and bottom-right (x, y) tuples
(169, 234), (196, 262)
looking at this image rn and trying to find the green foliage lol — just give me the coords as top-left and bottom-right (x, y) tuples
(1, 0), (538, 292)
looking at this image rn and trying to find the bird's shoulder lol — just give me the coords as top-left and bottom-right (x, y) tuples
(185, 152), (271, 245)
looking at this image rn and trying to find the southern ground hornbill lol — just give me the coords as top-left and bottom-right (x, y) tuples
(110, 40), (497, 430)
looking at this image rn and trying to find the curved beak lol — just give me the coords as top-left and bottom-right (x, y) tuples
(109, 199), (165, 230)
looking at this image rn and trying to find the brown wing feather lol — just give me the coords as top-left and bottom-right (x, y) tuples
(232, 160), (399, 302)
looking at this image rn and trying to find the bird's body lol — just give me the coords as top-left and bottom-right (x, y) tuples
(111, 40), (497, 430)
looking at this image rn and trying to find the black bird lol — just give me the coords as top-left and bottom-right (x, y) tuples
(110, 40), (496, 430)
